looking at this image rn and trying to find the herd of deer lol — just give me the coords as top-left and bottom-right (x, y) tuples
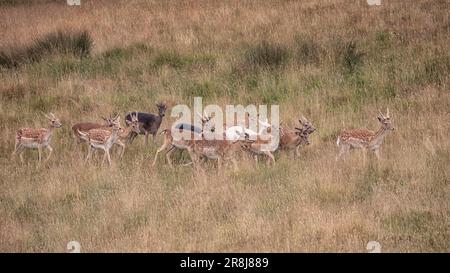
(11, 103), (395, 170)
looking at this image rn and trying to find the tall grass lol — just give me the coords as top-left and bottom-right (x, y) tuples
(0, 30), (92, 68)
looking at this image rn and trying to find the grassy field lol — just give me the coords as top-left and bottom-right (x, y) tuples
(0, 0), (449, 252)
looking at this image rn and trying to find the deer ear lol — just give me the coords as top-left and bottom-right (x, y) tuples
(125, 120), (132, 125)
(377, 116), (383, 122)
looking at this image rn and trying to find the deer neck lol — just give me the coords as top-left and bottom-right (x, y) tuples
(44, 125), (56, 139)
(109, 127), (120, 141)
(369, 126), (390, 148)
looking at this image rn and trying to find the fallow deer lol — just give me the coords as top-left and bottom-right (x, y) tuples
(77, 115), (121, 166)
(12, 113), (62, 163)
(279, 116), (316, 157)
(186, 139), (242, 172)
(241, 125), (280, 165)
(336, 108), (395, 161)
(152, 113), (211, 168)
(72, 116), (113, 144)
(126, 102), (167, 145)
(111, 112), (141, 158)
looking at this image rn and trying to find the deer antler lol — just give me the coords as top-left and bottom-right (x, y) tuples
(132, 111), (138, 121)
(42, 112), (52, 120)
(386, 107), (390, 118)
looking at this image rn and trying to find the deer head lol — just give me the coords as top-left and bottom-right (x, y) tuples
(126, 112), (141, 133)
(377, 108), (395, 131)
(296, 116), (315, 134)
(110, 114), (121, 130)
(156, 102), (167, 117)
(43, 112), (62, 128)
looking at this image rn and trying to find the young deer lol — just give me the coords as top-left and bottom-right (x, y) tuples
(241, 125), (280, 165)
(336, 108), (395, 161)
(12, 113), (62, 163)
(187, 139), (242, 172)
(112, 112), (141, 158)
(78, 115), (121, 166)
(279, 116), (316, 157)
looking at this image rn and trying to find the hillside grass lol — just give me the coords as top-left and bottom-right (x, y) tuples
(0, 0), (449, 252)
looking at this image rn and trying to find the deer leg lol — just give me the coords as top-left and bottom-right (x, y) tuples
(362, 148), (367, 165)
(45, 145), (53, 162)
(144, 131), (149, 145)
(336, 144), (349, 161)
(85, 146), (93, 163)
(187, 149), (201, 172)
(374, 149), (381, 160)
(106, 150), (112, 166)
(127, 132), (135, 144)
(12, 137), (19, 156)
(165, 146), (175, 168)
(264, 151), (275, 165)
(101, 148), (107, 165)
(254, 155), (258, 164)
(15, 144), (25, 163)
(295, 145), (301, 158)
(19, 148), (25, 164)
(153, 141), (169, 166)
(217, 157), (221, 173)
(12, 139), (21, 158)
(116, 139), (125, 159)
(38, 145), (43, 162)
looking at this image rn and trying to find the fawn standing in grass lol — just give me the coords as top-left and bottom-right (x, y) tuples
(112, 112), (141, 158)
(241, 124), (280, 165)
(186, 139), (243, 172)
(12, 113), (62, 163)
(78, 115), (121, 166)
(336, 108), (395, 162)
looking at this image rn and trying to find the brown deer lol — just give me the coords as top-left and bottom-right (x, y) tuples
(279, 116), (316, 157)
(241, 125), (280, 165)
(336, 108), (395, 161)
(72, 116), (113, 144)
(186, 139), (242, 172)
(77, 115), (121, 166)
(12, 113), (62, 163)
(111, 112), (141, 158)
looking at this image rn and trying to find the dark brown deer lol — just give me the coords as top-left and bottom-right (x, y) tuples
(125, 102), (167, 145)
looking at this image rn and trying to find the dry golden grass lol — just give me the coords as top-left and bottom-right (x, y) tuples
(0, 0), (449, 252)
